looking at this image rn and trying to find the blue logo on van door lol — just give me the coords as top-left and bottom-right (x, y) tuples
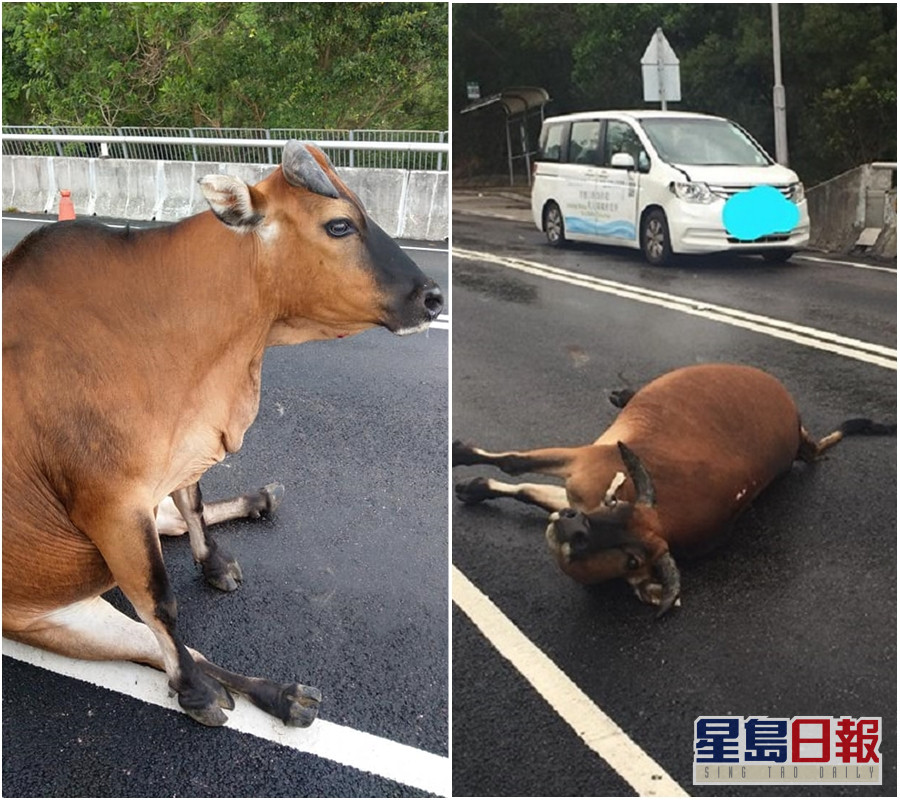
(565, 217), (636, 240)
(722, 186), (799, 241)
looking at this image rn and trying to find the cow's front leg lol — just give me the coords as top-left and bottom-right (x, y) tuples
(452, 439), (577, 478)
(82, 507), (236, 725)
(170, 483), (243, 592)
(456, 478), (569, 513)
(7, 597), (321, 728)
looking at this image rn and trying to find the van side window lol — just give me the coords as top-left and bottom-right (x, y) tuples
(567, 121), (602, 166)
(539, 123), (564, 162)
(604, 121), (647, 169)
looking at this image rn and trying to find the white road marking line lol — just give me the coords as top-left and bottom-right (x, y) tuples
(452, 566), (689, 798)
(454, 247), (896, 370)
(454, 209), (530, 223)
(3, 215), (144, 228)
(404, 244), (449, 253)
(794, 254), (896, 274)
(3, 638), (449, 797)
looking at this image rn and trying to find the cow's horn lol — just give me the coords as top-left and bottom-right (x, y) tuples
(617, 442), (656, 507)
(282, 140), (339, 199)
(654, 552), (681, 618)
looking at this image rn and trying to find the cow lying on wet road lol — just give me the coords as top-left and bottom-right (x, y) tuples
(3, 141), (443, 726)
(454, 364), (893, 617)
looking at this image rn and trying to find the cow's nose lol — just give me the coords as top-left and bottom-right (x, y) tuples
(421, 284), (444, 320)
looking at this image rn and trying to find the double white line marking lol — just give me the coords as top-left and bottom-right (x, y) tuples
(453, 246), (893, 796)
(453, 248), (896, 371)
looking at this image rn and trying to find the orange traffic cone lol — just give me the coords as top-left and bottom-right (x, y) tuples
(58, 189), (75, 221)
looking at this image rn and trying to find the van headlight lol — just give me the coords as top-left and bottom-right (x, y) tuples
(787, 182), (805, 204)
(670, 181), (715, 204)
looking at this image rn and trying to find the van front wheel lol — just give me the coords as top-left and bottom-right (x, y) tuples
(641, 209), (672, 266)
(544, 202), (566, 248)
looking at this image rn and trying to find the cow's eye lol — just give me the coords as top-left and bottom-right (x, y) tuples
(325, 219), (356, 238)
(626, 555), (640, 571)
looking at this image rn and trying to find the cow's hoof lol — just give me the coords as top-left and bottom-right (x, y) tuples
(608, 389), (635, 409)
(203, 550), (244, 592)
(452, 439), (478, 466)
(247, 482), (285, 519)
(261, 482), (285, 517)
(244, 679), (322, 726)
(455, 477), (493, 505)
(176, 673), (235, 726)
(184, 704), (230, 727)
(281, 683), (322, 728)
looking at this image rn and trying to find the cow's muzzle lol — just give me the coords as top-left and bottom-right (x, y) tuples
(421, 282), (444, 320)
(388, 280), (444, 335)
(547, 508), (591, 560)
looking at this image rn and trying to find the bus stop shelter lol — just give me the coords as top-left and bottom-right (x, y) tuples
(460, 87), (551, 186)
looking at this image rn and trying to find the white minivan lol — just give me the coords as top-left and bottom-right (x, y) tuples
(531, 110), (809, 265)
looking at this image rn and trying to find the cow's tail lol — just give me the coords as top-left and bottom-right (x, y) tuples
(798, 418), (896, 462)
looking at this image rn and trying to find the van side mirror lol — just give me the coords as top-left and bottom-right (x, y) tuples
(610, 152), (635, 170)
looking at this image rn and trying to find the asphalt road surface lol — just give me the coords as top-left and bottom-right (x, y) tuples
(2, 215), (449, 797)
(451, 196), (896, 797)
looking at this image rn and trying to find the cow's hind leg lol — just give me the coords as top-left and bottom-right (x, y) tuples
(797, 419), (897, 462)
(456, 478), (569, 513)
(7, 597), (320, 727)
(157, 483), (285, 536)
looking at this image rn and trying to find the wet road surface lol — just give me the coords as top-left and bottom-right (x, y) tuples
(451, 200), (896, 797)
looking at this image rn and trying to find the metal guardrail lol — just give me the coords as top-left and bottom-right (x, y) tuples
(1, 126), (449, 171)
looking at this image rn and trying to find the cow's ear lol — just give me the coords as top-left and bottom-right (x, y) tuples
(199, 175), (264, 230)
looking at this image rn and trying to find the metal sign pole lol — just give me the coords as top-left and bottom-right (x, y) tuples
(657, 28), (667, 111)
(771, 3), (789, 165)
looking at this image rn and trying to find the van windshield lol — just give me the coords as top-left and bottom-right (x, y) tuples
(639, 117), (772, 167)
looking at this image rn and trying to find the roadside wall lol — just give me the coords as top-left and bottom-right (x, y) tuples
(1, 155), (448, 241)
(806, 163), (896, 259)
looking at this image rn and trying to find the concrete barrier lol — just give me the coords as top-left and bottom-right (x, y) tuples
(2, 155), (448, 241)
(806, 163), (896, 259)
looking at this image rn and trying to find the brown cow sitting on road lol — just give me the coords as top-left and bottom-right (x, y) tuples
(453, 363), (894, 617)
(3, 141), (443, 727)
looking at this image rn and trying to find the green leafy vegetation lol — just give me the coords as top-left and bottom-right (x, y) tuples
(453, 3), (896, 185)
(3, 2), (448, 130)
